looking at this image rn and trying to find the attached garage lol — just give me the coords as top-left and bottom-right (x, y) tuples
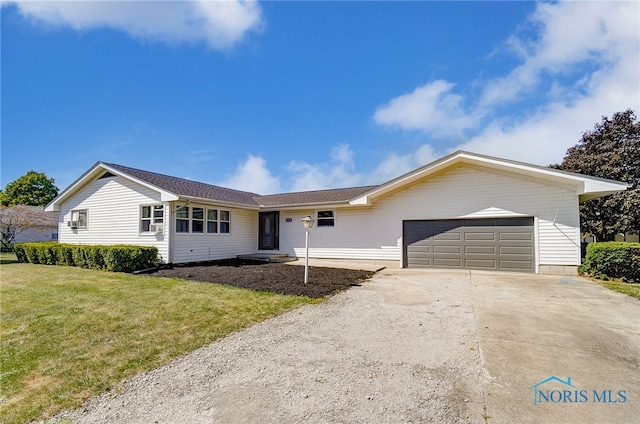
(403, 218), (535, 272)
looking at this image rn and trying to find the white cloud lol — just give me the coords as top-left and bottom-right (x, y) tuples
(373, 80), (480, 138)
(218, 155), (281, 194)
(373, 1), (640, 167)
(369, 144), (441, 184)
(287, 144), (363, 191)
(4, 0), (263, 49)
(479, 1), (638, 108)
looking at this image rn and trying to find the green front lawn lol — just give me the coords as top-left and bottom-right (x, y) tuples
(600, 280), (640, 300)
(0, 251), (19, 264)
(0, 262), (319, 424)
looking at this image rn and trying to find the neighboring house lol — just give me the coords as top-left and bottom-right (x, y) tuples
(1, 205), (59, 244)
(45, 151), (627, 274)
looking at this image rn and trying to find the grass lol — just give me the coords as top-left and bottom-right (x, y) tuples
(0, 251), (19, 265)
(599, 279), (640, 300)
(0, 262), (320, 424)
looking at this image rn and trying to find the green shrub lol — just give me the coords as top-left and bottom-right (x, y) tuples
(84, 246), (105, 270)
(54, 244), (75, 266)
(12, 242), (159, 273)
(579, 242), (640, 283)
(102, 246), (158, 272)
(72, 245), (88, 268)
(14, 244), (27, 263)
(22, 243), (40, 264)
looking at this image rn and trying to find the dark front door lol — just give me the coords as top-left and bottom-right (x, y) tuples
(259, 212), (279, 250)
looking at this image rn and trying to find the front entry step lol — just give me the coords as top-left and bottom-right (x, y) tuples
(237, 253), (297, 263)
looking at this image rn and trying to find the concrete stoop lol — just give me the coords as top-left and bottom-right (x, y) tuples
(237, 253), (297, 263)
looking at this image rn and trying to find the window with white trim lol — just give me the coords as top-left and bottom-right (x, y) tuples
(141, 205), (164, 232)
(220, 210), (230, 233)
(317, 210), (335, 227)
(69, 209), (88, 229)
(175, 206), (189, 233)
(175, 206), (230, 234)
(192, 207), (204, 233)
(207, 209), (218, 233)
(206, 208), (230, 234)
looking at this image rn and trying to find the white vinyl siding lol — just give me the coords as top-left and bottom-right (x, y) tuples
(278, 165), (580, 269)
(58, 175), (169, 262)
(172, 206), (256, 263)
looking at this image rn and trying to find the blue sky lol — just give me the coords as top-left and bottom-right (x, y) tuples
(2, 1), (639, 195)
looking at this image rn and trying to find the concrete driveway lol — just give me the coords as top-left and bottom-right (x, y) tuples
(57, 268), (639, 424)
(472, 271), (640, 423)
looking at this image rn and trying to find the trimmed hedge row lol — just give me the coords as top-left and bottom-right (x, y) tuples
(14, 242), (159, 273)
(579, 242), (640, 283)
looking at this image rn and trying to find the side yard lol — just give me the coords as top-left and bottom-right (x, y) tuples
(0, 259), (334, 424)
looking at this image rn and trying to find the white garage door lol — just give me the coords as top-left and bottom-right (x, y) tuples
(403, 218), (535, 272)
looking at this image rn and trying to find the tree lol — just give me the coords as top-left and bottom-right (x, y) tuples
(0, 205), (59, 249)
(553, 109), (640, 241)
(0, 171), (59, 207)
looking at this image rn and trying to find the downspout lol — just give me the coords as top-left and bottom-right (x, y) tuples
(552, 189), (580, 247)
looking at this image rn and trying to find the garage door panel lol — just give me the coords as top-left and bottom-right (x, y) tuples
(499, 246), (532, 255)
(500, 232), (533, 241)
(499, 217), (533, 226)
(407, 245), (432, 253)
(404, 218), (534, 272)
(433, 245), (461, 254)
(406, 255), (432, 266)
(433, 258), (462, 267)
(500, 260), (534, 270)
(465, 232), (495, 241)
(465, 246), (496, 254)
(465, 259), (497, 268)
(433, 232), (461, 241)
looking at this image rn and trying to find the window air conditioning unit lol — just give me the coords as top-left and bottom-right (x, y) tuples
(150, 224), (163, 234)
(67, 221), (79, 229)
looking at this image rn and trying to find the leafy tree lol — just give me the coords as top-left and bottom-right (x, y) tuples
(0, 171), (59, 207)
(0, 205), (59, 250)
(553, 109), (640, 241)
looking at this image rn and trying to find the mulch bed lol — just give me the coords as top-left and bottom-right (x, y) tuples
(151, 259), (377, 298)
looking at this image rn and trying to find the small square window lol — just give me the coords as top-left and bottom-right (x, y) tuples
(70, 210), (88, 229)
(317, 210), (335, 227)
(141, 205), (164, 232)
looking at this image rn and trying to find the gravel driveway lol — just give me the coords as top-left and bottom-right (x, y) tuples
(52, 269), (488, 423)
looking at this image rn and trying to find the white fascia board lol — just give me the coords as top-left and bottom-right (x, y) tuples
(45, 162), (105, 211)
(349, 152), (466, 205)
(98, 163), (179, 201)
(349, 150), (629, 205)
(177, 196), (260, 210)
(260, 201), (352, 211)
(44, 162), (178, 211)
(578, 180), (629, 202)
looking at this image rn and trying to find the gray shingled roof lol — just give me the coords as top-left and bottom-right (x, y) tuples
(105, 162), (376, 207)
(105, 163), (261, 206)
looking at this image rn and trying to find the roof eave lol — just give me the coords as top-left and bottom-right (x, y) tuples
(44, 162), (179, 211)
(260, 201), (353, 210)
(177, 196), (260, 210)
(578, 180), (629, 203)
(349, 150), (630, 205)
